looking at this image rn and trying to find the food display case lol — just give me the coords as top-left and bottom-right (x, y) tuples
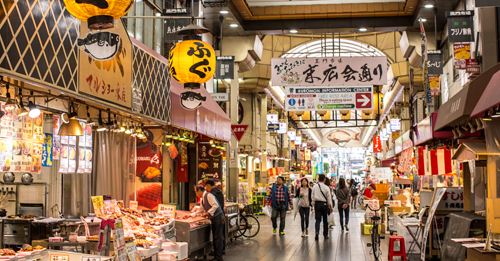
(175, 210), (212, 259)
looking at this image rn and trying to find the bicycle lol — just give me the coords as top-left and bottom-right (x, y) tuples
(366, 204), (389, 261)
(232, 204), (261, 238)
(357, 187), (365, 206)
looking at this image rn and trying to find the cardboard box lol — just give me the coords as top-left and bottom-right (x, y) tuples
(361, 222), (381, 235)
(162, 242), (188, 260)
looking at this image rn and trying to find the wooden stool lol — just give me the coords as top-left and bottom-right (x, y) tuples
(388, 236), (406, 261)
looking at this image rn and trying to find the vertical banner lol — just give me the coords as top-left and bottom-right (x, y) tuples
(12, 111), (23, 140)
(22, 116), (33, 140)
(429, 75), (440, 97)
(32, 142), (42, 172)
(53, 115), (61, 160)
(373, 136), (382, 152)
(32, 114), (43, 142)
(135, 129), (162, 210)
(42, 133), (53, 167)
(177, 142), (188, 183)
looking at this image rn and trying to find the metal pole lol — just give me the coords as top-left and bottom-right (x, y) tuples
(434, 7), (438, 48)
(219, 15), (224, 55)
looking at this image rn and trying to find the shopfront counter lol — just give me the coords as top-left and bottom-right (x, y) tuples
(175, 210), (212, 259)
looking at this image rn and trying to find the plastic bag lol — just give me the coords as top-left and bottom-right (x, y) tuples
(328, 213), (335, 226)
(292, 198), (299, 220)
(263, 205), (272, 217)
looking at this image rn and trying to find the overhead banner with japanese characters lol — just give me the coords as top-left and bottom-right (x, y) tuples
(285, 86), (373, 111)
(446, 11), (474, 43)
(453, 43), (471, 70)
(78, 20), (132, 108)
(271, 56), (387, 86)
(427, 50), (443, 75)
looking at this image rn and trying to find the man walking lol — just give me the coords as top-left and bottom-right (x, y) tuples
(312, 174), (333, 240)
(266, 176), (293, 235)
(185, 185), (224, 261)
(205, 180), (226, 255)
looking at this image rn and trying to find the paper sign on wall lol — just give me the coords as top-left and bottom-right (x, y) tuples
(158, 204), (176, 218)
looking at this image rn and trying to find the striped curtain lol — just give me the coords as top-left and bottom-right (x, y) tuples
(417, 146), (452, 175)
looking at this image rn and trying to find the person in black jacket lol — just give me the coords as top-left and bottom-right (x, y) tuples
(205, 180), (226, 255)
(296, 178), (313, 237)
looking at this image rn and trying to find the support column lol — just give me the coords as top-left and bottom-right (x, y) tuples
(260, 95), (268, 184)
(227, 63), (239, 201)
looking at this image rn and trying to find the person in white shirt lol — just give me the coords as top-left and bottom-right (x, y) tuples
(311, 174), (333, 240)
(183, 185), (223, 261)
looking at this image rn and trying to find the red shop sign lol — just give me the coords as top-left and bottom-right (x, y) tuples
(373, 136), (382, 152)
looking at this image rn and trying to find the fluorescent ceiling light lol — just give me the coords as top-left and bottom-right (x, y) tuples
(229, 24), (238, 28)
(424, 4), (434, 8)
(220, 10), (229, 14)
(290, 30), (298, 33)
(362, 120), (377, 145)
(359, 28), (367, 32)
(419, 18), (427, 22)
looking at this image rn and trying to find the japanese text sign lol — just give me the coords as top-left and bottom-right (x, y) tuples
(446, 11), (475, 43)
(429, 75), (440, 97)
(271, 56), (387, 86)
(42, 133), (53, 167)
(158, 204), (176, 218)
(231, 124), (249, 142)
(285, 86), (373, 111)
(198, 143), (222, 181)
(215, 56), (235, 79)
(466, 59), (480, 74)
(373, 136), (382, 152)
(78, 23), (132, 108)
(453, 43), (471, 69)
(427, 50), (443, 75)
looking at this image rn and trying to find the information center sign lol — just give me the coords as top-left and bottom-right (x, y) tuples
(285, 86), (373, 111)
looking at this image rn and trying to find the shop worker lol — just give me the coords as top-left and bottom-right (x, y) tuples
(312, 174), (333, 240)
(205, 180), (226, 255)
(185, 185), (224, 261)
(267, 176), (293, 235)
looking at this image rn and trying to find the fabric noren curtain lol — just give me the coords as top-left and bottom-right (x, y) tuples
(93, 132), (136, 205)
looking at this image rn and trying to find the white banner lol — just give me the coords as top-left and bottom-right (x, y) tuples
(285, 86), (373, 111)
(271, 56), (387, 86)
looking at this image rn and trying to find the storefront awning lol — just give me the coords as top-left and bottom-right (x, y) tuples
(471, 67), (500, 118)
(434, 63), (500, 131)
(452, 142), (487, 161)
(413, 111), (454, 146)
(171, 80), (231, 142)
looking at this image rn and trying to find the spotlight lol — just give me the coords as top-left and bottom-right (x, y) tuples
(125, 122), (132, 134)
(461, 125), (469, 132)
(97, 111), (107, 132)
(492, 106), (500, 118)
(17, 89), (28, 117)
(4, 84), (16, 111)
(86, 106), (94, 126)
(27, 92), (40, 118)
(457, 127), (464, 138)
(452, 128), (458, 139)
(476, 118), (484, 130)
(468, 122), (477, 133)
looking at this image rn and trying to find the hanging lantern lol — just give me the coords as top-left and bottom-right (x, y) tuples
(169, 40), (216, 89)
(63, 0), (134, 29)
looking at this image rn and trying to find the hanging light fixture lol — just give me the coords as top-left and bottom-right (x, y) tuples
(96, 111), (107, 132)
(4, 83), (16, 111)
(166, 127), (173, 139)
(17, 89), (28, 117)
(169, 40), (216, 89)
(125, 122), (132, 134)
(131, 123), (137, 137)
(27, 91), (40, 118)
(172, 129), (179, 140)
(85, 106), (94, 126)
(166, 138), (172, 146)
(59, 103), (84, 136)
(62, 0), (134, 29)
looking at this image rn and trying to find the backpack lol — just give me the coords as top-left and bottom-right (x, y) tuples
(351, 186), (358, 196)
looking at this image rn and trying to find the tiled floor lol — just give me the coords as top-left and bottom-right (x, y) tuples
(223, 207), (418, 261)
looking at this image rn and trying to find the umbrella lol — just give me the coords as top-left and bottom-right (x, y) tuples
(292, 197), (299, 220)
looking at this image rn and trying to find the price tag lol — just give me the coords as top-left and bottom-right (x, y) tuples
(114, 219), (126, 250)
(158, 204), (176, 218)
(126, 242), (141, 261)
(50, 254), (69, 261)
(130, 201), (138, 211)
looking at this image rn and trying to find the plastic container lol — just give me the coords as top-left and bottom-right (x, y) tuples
(162, 242), (188, 260)
(158, 251), (177, 261)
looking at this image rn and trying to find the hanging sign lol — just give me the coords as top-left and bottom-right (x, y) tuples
(373, 136), (382, 152)
(267, 110), (279, 124)
(42, 133), (53, 167)
(427, 50), (443, 75)
(287, 129), (296, 139)
(271, 56), (387, 86)
(475, 0), (500, 6)
(466, 59), (480, 74)
(285, 86), (373, 111)
(198, 143), (222, 181)
(215, 56), (235, 79)
(278, 121), (287, 134)
(390, 119), (401, 131)
(453, 43), (471, 69)
(446, 11), (475, 43)
(386, 124), (392, 134)
(231, 124), (249, 142)
(210, 93), (229, 102)
(180, 91), (206, 110)
(295, 136), (301, 144)
(267, 123), (279, 131)
(429, 75), (440, 97)
(365, 156), (376, 166)
(164, 18), (190, 41)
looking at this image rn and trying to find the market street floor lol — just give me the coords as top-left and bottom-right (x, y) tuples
(223, 207), (420, 261)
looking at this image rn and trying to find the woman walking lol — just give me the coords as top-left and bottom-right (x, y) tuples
(350, 179), (358, 209)
(336, 178), (351, 232)
(296, 178), (312, 237)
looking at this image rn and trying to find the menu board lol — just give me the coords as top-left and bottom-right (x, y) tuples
(0, 106), (13, 138)
(12, 111), (22, 140)
(32, 114), (43, 141)
(198, 143), (223, 182)
(32, 142), (42, 172)
(22, 116), (33, 140)
(68, 146), (76, 172)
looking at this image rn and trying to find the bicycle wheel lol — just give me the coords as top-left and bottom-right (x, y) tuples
(236, 216), (248, 238)
(371, 225), (381, 261)
(243, 215), (260, 238)
(358, 195), (364, 206)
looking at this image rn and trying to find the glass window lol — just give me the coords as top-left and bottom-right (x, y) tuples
(144, 5), (154, 49)
(135, 0), (144, 43)
(155, 11), (163, 54)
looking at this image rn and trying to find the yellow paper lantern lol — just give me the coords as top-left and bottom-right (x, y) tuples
(63, 0), (134, 29)
(169, 40), (216, 89)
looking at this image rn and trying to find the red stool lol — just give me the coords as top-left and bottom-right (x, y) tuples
(388, 236), (406, 261)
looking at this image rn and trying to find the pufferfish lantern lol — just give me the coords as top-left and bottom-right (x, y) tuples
(169, 40), (216, 89)
(63, 0), (134, 30)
